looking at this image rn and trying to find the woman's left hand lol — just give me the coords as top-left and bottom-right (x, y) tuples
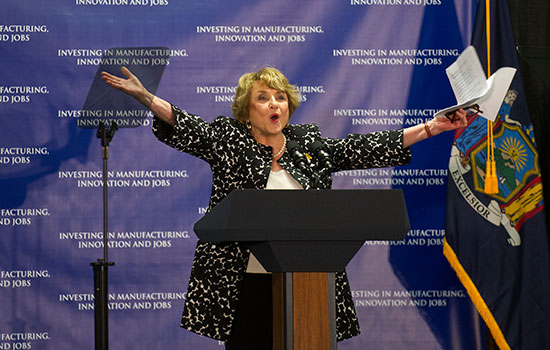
(428, 108), (468, 136)
(403, 108), (468, 147)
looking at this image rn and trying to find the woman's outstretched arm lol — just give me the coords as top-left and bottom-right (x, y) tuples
(101, 67), (174, 126)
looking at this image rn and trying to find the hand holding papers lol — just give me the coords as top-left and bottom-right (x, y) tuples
(435, 46), (516, 121)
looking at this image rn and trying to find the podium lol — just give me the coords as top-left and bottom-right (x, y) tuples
(194, 189), (410, 350)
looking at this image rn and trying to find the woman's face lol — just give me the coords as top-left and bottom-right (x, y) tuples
(247, 80), (289, 142)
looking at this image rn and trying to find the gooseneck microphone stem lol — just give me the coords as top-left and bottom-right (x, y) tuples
(308, 140), (334, 190)
(309, 140), (333, 171)
(286, 140), (311, 177)
(91, 121), (117, 350)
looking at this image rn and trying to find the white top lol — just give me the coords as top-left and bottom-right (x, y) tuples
(264, 168), (303, 190)
(246, 168), (303, 273)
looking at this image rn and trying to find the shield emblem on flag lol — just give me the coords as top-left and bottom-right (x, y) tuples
(458, 99), (545, 231)
(471, 122), (544, 229)
(471, 122), (539, 200)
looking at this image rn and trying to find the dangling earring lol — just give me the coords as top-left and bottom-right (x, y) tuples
(246, 121), (252, 130)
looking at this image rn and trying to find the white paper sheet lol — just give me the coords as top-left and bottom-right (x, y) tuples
(434, 45), (516, 121)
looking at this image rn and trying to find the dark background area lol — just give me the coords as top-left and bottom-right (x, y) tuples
(484, 1), (550, 348)
(508, 0), (550, 233)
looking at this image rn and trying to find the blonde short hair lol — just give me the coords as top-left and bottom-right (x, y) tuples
(231, 67), (301, 125)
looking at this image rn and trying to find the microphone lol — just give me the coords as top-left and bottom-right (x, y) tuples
(308, 140), (333, 170)
(286, 140), (311, 176)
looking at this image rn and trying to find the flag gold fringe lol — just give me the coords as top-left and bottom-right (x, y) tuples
(443, 238), (510, 350)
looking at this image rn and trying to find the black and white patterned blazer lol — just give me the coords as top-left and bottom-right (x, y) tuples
(152, 105), (411, 342)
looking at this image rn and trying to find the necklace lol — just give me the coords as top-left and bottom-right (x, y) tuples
(273, 134), (287, 158)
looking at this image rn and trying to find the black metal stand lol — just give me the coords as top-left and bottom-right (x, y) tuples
(91, 122), (117, 350)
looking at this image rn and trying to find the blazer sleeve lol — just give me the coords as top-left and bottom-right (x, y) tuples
(152, 105), (219, 163)
(323, 129), (412, 171)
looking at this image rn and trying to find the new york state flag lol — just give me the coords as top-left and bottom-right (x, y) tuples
(444, 1), (550, 349)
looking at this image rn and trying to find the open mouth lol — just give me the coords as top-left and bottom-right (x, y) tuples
(270, 114), (279, 121)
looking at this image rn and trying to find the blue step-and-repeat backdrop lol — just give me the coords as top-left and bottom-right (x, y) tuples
(1, 1), (482, 349)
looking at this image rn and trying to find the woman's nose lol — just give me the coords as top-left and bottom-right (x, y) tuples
(269, 97), (278, 109)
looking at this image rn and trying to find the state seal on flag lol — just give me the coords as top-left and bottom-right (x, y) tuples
(449, 89), (545, 246)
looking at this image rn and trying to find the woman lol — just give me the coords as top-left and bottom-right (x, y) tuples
(101, 66), (467, 349)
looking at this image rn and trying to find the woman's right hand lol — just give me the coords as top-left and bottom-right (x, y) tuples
(101, 67), (153, 107)
(101, 67), (174, 125)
